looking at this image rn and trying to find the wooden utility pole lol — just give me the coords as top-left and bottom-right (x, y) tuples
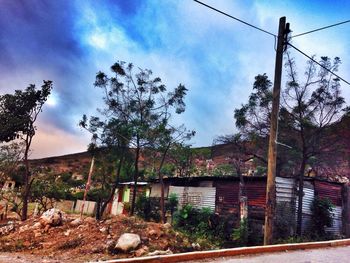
(264, 16), (287, 245)
(80, 156), (95, 218)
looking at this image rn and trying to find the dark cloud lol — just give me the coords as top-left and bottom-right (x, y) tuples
(0, 0), (98, 134)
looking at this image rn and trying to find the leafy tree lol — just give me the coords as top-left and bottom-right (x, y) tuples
(283, 54), (346, 235)
(150, 124), (194, 222)
(0, 142), (24, 184)
(83, 61), (188, 216)
(0, 81), (52, 220)
(30, 174), (71, 214)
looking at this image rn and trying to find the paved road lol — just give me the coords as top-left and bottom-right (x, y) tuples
(188, 245), (350, 263)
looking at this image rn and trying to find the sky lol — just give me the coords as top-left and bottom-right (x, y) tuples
(0, 0), (349, 159)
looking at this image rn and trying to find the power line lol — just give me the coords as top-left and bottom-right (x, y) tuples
(288, 43), (350, 86)
(292, 19), (350, 38)
(193, 0), (276, 37)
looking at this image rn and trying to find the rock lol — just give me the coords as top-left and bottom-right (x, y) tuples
(33, 222), (42, 229)
(70, 218), (82, 227)
(162, 223), (172, 230)
(191, 242), (201, 250)
(148, 229), (157, 236)
(40, 208), (63, 227)
(105, 240), (116, 254)
(34, 230), (42, 238)
(19, 225), (29, 233)
(84, 217), (96, 224)
(64, 230), (71, 236)
(135, 246), (149, 257)
(115, 233), (141, 252)
(0, 222), (15, 236)
(148, 248), (173, 256)
(100, 227), (107, 233)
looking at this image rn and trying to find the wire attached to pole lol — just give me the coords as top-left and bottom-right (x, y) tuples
(292, 19), (350, 38)
(287, 43), (350, 86)
(193, 0), (276, 37)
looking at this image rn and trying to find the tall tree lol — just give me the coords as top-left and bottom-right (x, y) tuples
(86, 61), (188, 215)
(234, 55), (347, 236)
(150, 124), (195, 223)
(0, 81), (52, 220)
(283, 54), (346, 235)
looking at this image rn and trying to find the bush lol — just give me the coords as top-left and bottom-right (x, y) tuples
(274, 202), (296, 239)
(135, 194), (161, 222)
(310, 197), (334, 238)
(232, 219), (249, 246)
(173, 205), (225, 247)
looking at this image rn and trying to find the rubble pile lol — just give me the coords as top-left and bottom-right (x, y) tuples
(0, 209), (194, 262)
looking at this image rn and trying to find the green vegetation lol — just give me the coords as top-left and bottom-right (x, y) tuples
(310, 197), (335, 238)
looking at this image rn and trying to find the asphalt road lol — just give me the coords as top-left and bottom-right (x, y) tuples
(187, 245), (350, 263)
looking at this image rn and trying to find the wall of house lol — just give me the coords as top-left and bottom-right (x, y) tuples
(168, 186), (216, 211)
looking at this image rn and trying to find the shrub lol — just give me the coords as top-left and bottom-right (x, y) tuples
(232, 219), (249, 246)
(135, 194), (161, 222)
(310, 197), (334, 238)
(274, 202), (296, 239)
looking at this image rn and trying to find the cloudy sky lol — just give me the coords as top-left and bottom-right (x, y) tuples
(1, 0), (349, 159)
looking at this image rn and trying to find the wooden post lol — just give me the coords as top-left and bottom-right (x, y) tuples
(80, 156), (95, 218)
(264, 16), (286, 245)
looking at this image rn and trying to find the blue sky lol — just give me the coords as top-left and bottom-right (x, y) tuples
(1, 0), (349, 158)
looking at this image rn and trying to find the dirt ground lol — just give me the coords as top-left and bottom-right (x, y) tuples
(0, 213), (195, 262)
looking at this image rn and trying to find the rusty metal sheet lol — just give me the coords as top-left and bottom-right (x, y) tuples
(245, 181), (266, 208)
(215, 182), (239, 214)
(315, 181), (342, 206)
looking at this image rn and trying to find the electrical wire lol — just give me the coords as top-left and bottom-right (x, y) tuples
(193, 0), (276, 37)
(288, 43), (350, 86)
(292, 19), (350, 38)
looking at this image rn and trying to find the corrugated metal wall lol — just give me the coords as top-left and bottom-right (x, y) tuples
(215, 182), (239, 214)
(315, 181), (342, 206)
(245, 181), (266, 208)
(325, 206), (342, 236)
(276, 177), (294, 203)
(168, 186), (216, 211)
(315, 181), (343, 236)
(296, 181), (314, 234)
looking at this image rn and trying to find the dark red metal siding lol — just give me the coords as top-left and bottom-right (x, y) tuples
(315, 181), (342, 206)
(245, 181), (267, 208)
(215, 182), (239, 214)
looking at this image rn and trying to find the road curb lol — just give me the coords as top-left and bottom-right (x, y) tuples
(101, 238), (350, 263)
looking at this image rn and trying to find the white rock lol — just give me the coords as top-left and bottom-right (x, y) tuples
(115, 233), (141, 252)
(70, 218), (82, 226)
(39, 208), (63, 227)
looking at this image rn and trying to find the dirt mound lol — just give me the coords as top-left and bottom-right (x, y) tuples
(0, 214), (192, 262)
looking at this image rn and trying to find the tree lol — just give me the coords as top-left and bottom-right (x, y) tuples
(0, 81), (53, 220)
(150, 124), (195, 223)
(30, 173), (71, 215)
(283, 54), (346, 235)
(84, 61), (188, 216)
(78, 121), (133, 220)
(0, 142), (24, 184)
(234, 55), (347, 236)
